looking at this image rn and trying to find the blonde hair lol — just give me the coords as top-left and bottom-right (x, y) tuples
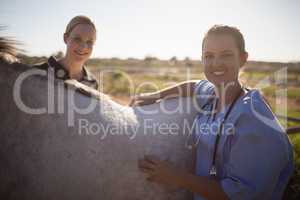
(65, 15), (96, 36)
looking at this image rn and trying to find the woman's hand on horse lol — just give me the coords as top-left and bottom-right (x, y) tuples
(138, 155), (184, 189)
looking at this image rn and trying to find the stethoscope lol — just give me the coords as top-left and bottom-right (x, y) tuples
(185, 87), (247, 177)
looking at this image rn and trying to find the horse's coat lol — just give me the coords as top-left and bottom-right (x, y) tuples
(0, 61), (198, 199)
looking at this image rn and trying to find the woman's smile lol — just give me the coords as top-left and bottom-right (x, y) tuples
(211, 70), (226, 76)
(74, 50), (88, 56)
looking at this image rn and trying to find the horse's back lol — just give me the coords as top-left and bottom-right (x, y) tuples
(0, 62), (197, 200)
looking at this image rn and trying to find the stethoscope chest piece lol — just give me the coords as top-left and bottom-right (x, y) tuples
(209, 165), (217, 177)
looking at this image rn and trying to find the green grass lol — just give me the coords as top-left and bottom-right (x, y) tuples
(261, 86), (300, 99)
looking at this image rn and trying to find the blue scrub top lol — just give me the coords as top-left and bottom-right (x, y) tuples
(193, 80), (294, 200)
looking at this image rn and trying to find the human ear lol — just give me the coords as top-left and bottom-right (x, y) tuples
(63, 33), (68, 44)
(201, 54), (205, 64)
(240, 52), (248, 67)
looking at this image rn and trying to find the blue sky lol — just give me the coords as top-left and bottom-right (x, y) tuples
(1, 0), (300, 61)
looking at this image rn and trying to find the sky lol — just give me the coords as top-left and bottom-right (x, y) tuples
(1, 0), (300, 62)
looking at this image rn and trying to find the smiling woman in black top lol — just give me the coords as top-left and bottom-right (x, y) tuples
(36, 15), (98, 89)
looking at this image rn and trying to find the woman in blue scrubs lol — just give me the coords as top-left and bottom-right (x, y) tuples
(136, 25), (294, 200)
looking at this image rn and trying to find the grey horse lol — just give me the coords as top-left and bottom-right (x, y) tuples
(0, 36), (198, 199)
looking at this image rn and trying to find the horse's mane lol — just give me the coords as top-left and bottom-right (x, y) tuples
(0, 26), (20, 63)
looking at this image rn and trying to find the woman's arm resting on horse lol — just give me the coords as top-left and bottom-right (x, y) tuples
(129, 80), (198, 106)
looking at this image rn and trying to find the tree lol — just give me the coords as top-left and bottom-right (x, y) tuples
(169, 56), (178, 65)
